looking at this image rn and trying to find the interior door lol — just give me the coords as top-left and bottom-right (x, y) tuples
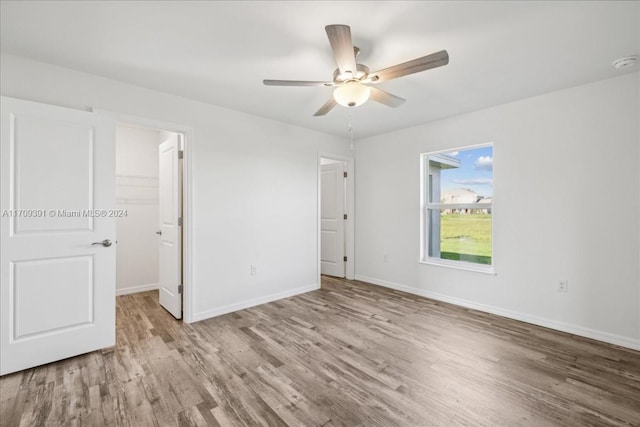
(158, 134), (182, 319)
(320, 162), (346, 277)
(0, 96), (116, 375)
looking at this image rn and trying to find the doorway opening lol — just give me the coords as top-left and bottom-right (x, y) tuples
(115, 123), (186, 320)
(318, 154), (355, 283)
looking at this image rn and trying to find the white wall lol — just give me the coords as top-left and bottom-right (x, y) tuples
(355, 73), (640, 350)
(0, 53), (352, 322)
(115, 125), (162, 295)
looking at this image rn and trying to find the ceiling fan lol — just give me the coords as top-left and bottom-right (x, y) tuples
(263, 24), (449, 116)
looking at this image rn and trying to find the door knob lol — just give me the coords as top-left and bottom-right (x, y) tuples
(91, 239), (112, 247)
(155, 230), (162, 235)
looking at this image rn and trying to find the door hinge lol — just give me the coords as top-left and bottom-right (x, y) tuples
(178, 217), (183, 226)
(178, 150), (184, 159)
(343, 256), (348, 262)
(343, 214), (348, 220)
(178, 284), (183, 294)
(343, 171), (348, 178)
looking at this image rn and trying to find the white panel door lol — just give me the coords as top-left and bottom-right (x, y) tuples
(0, 96), (116, 375)
(158, 134), (182, 319)
(320, 162), (345, 277)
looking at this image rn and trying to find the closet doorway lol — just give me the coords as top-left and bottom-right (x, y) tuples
(115, 124), (184, 319)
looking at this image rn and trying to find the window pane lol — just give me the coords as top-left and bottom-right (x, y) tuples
(428, 209), (492, 265)
(428, 146), (493, 205)
(424, 144), (493, 267)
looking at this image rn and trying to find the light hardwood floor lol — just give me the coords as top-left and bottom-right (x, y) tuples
(1, 276), (639, 426)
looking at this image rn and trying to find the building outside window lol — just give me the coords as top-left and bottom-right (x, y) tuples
(421, 144), (494, 273)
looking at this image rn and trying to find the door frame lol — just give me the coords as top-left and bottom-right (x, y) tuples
(98, 110), (194, 323)
(318, 152), (355, 283)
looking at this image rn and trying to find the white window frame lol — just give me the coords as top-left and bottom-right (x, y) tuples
(420, 143), (495, 274)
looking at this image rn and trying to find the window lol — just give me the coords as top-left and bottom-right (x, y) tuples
(421, 144), (494, 273)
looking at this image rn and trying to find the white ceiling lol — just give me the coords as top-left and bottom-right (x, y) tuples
(1, 1), (638, 138)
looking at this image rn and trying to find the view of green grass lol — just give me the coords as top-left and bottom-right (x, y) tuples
(439, 214), (492, 265)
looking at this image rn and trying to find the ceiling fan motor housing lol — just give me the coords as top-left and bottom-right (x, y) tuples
(333, 64), (370, 83)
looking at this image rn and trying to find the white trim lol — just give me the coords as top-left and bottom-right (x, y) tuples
(192, 283), (319, 322)
(317, 152), (355, 282)
(116, 174), (159, 180)
(116, 283), (159, 296)
(420, 259), (496, 275)
(423, 141), (495, 157)
(355, 274), (640, 351)
(426, 203), (493, 210)
(97, 109), (195, 323)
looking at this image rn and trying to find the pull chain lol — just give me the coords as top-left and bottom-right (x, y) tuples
(348, 112), (354, 151)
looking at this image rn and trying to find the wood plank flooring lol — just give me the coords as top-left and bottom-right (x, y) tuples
(1, 276), (639, 426)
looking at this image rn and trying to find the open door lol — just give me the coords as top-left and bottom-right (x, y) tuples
(320, 162), (346, 277)
(158, 134), (182, 319)
(0, 97), (116, 375)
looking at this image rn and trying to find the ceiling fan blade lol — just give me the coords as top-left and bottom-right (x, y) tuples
(369, 50), (449, 83)
(313, 97), (337, 116)
(368, 86), (406, 107)
(263, 80), (334, 87)
(325, 25), (358, 76)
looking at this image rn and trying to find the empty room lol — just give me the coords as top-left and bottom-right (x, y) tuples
(0, 1), (639, 426)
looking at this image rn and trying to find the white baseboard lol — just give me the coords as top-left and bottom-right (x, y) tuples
(355, 275), (640, 351)
(192, 283), (320, 323)
(116, 282), (159, 296)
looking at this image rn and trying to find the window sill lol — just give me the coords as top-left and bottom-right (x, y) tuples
(420, 258), (496, 275)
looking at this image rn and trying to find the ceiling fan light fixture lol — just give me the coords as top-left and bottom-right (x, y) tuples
(333, 81), (371, 108)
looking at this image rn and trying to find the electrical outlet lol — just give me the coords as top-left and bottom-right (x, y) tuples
(557, 280), (568, 293)
(383, 253), (389, 262)
(250, 265), (257, 276)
